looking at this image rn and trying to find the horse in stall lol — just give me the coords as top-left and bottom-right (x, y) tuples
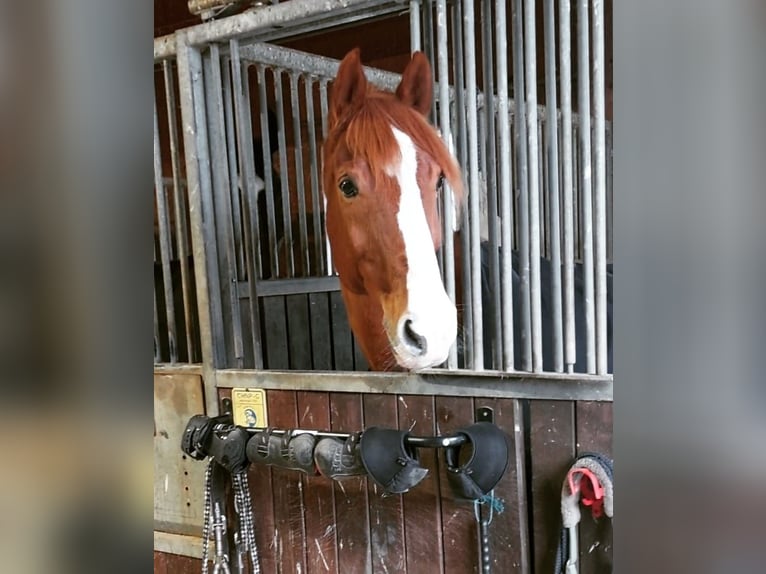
(322, 48), (613, 373)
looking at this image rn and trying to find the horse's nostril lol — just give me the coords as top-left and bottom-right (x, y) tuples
(402, 319), (428, 355)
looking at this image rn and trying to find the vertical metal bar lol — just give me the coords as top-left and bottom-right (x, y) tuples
(524, 0), (544, 373)
(559, 0), (576, 372)
(435, 0), (457, 369)
(154, 100), (179, 363)
(274, 68), (295, 277)
(256, 64), (279, 278)
(422, 0), (436, 126)
(410, 0), (422, 52)
(538, 117), (546, 257)
(482, 0), (502, 369)
(319, 79), (334, 275)
(289, 72), (310, 276)
(577, 0), (596, 373)
(221, 57), (246, 279)
(495, 0), (515, 372)
(545, 0), (564, 372)
(592, 0), (608, 374)
(230, 40), (264, 369)
(241, 64), (262, 278)
(452, 0), (472, 369)
(305, 76), (324, 276)
(176, 37), (220, 412)
(606, 121), (613, 263)
(207, 44), (244, 368)
(163, 60), (197, 363)
(463, 0), (484, 370)
(512, 0), (532, 370)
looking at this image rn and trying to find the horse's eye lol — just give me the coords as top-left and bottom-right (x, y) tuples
(436, 173), (445, 193)
(339, 177), (358, 198)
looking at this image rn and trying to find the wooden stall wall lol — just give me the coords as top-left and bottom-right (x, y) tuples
(156, 390), (612, 573)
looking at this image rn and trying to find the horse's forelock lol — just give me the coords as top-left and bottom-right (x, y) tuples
(334, 92), (464, 200)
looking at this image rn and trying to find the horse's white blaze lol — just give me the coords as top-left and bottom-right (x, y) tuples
(389, 127), (457, 369)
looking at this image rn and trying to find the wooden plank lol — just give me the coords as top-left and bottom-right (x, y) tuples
(262, 295), (289, 369)
(297, 391), (339, 574)
(435, 396), (479, 574)
(308, 292), (333, 370)
(398, 394), (444, 574)
(154, 373), (206, 535)
(330, 291), (354, 370)
(153, 551), (167, 574)
(286, 293), (313, 370)
(330, 392), (371, 572)
(528, 400), (576, 574)
(575, 401), (613, 573)
(480, 398), (530, 573)
(363, 394), (406, 573)
(154, 551), (201, 574)
(267, 390), (307, 574)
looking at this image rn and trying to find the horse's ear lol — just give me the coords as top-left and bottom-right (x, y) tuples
(396, 52), (432, 116)
(330, 48), (368, 126)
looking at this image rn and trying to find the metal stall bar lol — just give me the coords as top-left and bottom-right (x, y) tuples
(463, 0), (484, 370)
(184, 0), (405, 46)
(205, 44), (245, 367)
(175, 36), (221, 411)
(255, 64), (279, 279)
(606, 122), (613, 262)
(163, 59), (197, 363)
(422, 1), (436, 126)
(577, 0), (596, 373)
(304, 76), (325, 276)
(524, 0), (544, 373)
(544, 0), (564, 372)
(452, 0), (473, 369)
(289, 71), (311, 276)
(435, 0), (457, 369)
(558, 0), (576, 372)
(410, 0), (422, 51)
(496, 0), (515, 372)
(154, 100), (179, 363)
(512, 0), (532, 371)
(230, 39), (264, 369)
(221, 57), (246, 279)
(592, 0), (608, 374)
(273, 68), (296, 277)
(319, 79), (333, 276)
(482, 0), (503, 369)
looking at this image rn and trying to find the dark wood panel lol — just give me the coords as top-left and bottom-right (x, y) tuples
(529, 400), (576, 574)
(297, 391), (339, 574)
(362, 394), (406, 573)
(153, 551), (201, 574)
(267, 390), (308, 574)
(262, 296), (289, 369)
(329, 392), (371, 572)
(308, 292), (333, 370)
(480, 398), (529, 573)
(286, 293), (313, 370)
(398, 394), (445, 574)
(576, 401), (614, 573)
(435, 396), (479, 574)
(329, 291), (354, 370)
(353, 335), (370, 371)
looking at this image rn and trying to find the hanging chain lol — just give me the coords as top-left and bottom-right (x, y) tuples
(201, 459), (214, 574)
(232, 471), (261, 574)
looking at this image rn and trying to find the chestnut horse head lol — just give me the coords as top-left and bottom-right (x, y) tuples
(322, 49), (464, 371)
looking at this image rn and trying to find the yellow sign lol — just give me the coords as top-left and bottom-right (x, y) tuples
(231, 388), (268, 428)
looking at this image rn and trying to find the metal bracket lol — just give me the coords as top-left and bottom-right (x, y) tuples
(476, 406), (494, 423)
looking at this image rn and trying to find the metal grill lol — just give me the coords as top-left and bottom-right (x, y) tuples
(153, 0), (613, 377)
